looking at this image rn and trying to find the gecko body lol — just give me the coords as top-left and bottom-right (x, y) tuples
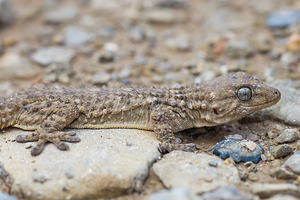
(0, 72), (281, 156)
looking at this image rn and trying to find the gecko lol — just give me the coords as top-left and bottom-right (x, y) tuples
(0, 72), (281, 156)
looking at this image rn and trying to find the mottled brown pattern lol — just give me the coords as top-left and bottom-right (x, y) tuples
(0, 72), (280, 156)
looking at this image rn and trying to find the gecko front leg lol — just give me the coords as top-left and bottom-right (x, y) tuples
(15, 105), (81, 156)
(151, 107), (200, 153)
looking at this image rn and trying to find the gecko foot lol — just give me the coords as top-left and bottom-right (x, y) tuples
(158, 142), (201, 154)
(16, 131), (81, 156)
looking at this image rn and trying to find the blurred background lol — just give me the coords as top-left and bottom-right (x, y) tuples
(0, 0), (300, 92)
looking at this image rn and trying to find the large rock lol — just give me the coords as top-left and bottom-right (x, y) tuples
(152, 151), (240, 194)
(0, 129), (160, 199)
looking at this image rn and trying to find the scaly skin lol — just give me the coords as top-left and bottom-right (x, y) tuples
(0, 72), (281, 156)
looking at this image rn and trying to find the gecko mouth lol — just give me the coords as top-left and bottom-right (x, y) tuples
(242, 96), (281, 110)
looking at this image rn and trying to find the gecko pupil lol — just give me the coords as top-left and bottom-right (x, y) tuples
(237, 87), (252, 101)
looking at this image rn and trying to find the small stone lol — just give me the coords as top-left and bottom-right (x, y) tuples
(0, 0), (14, 25)
(268, 130), (280, 139)
(31, 46), (75, 67)
(65, 171), (73, 179)
(224, 157), (235, 165)
(24, 143), (32, 149)
(200, 186), (253, 200)
(92, 71), (111, 85)
(149, 188), (199, 200)
(64, 27), (94, 47)
(251, 183), (300, 198)
(103, 42), (119, 52)
(45, 5), (79, 24)
(153, 151), (240, 194)
(208, 160), (218, 167)
(164, 37), (190, 52)
(283, 151), (300, 175)
(224, 40), (254, 58)
(276, 129), (299, 144)
(271, 144), (293, 158)
(297, 140), (300, 150)
(213, 138), (264, 163)
(0, 53), (39, 80)
(267, 9), (300, 29)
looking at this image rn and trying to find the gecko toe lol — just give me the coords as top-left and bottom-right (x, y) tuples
(31, 139), (47, 156)
(16, 133), (39, 143)
(55, 141), (69, 151)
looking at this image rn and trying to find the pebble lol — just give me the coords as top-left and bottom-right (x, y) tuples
(153, 151), (240, 194)
(0, 0), (14, 25)
(251, 183), (300, 198)
(31, 46), (75, 66)
(271, 144), (293, 158)
(224, 40), (254, 58)
(276, 129), (298, 144)
(92, 71), (111, 85)
(283, 151), (300, 175)
(248, 172), (259, 181)
(164, 37), (190, 52)
(0, 129), (160, 199)
(200, 186), (253, 200)
(0, 192), (17, 200)
(64, 27), (94, 47)
(213, 138), (264, 163)
(149, 188), (199, 200)
(208, 159), (218, 167)
(0, 53), (39, 80)
(297, 140), (300, 150)
(267, 9), (300, 29)
(45, 5), (79, 24)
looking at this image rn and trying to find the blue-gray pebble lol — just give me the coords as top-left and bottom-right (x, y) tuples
(267, 9), (300, 29)
(213, 138), (264, 164)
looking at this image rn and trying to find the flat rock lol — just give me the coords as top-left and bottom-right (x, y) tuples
(0, 53), (39, 80)
(0, 129), (160, 199)
(267, 9), (300, 29)
(271, 144), (293, 158)
(276, 129), (298, 144)
(250, 183), (300, 198)
(31, 46), (75, 67)
(45, 5), (79, 24)
(149, 188), (200, 200)
(152, 151), (240, 194)
(268, 194), (299, 200)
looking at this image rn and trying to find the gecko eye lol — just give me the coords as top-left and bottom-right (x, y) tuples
(237, 87), (252, 101)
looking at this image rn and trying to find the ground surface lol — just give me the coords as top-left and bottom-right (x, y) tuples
(0, 0), (300, 200)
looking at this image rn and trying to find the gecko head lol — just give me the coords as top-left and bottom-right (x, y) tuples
(202, 72), (281, 125)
